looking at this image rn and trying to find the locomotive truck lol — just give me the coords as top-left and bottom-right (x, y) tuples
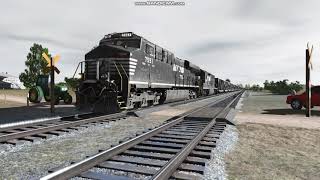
(74, 32), (240, 113)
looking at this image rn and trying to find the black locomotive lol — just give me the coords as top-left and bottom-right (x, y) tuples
(74, 32), (240, 113)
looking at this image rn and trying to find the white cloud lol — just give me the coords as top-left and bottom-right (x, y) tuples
(1, 0), (320, 86)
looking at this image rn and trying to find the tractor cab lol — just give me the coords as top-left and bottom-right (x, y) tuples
(36, 75), (50, 94)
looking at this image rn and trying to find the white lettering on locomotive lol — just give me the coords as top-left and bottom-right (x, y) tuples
(145, 56), (154, 65)
(206, 75), (211, 82)
(173, 64), (184, 73)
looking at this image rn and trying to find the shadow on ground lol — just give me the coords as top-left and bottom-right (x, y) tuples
(262, 108), (320, 116)
(0, 103), (86, 125)
(250, 93), (277, 96)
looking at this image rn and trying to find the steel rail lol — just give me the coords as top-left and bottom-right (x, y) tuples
(0, 91), (239, 144)
(40, 91), (240, 180)
(0, 112), (93, 132)
(0, 112), (128, 143)
(151, 92), (242, 179)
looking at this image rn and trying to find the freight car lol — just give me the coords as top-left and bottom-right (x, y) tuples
(74, 32), (239, 113)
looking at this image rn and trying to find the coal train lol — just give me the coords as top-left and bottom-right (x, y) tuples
(74, 32), (240, 113)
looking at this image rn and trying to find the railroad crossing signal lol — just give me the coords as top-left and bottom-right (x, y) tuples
(305, 43), (314, 117)
(307, 43), (313, 70)
(42, 53), (60, 66)
(42, 53), (61, 74)
(42, 52), (61, 113)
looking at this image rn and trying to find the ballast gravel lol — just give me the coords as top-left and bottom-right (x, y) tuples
(0, 94), (231, 179)
(203, 125), (239, 180)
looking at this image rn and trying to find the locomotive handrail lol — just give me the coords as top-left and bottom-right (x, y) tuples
(119, 63), (128, 79)
(72, 62), (81, 79)
(72, 61), (85, 79)
(113, 62), (123, 92)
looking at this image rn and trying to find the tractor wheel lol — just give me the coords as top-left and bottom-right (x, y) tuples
(64, 94), (73, 104)
(54, 96), (60, 105)
(29, 88), (41, 103)
(44, 95), (51, 102)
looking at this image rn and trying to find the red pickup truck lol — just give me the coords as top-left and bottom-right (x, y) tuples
(286, 86), (320, 110)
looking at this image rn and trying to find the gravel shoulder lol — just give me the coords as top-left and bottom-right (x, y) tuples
(203, 125), (238, 180)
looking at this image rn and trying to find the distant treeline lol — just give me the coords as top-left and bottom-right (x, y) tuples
(244, 79), (304, 95)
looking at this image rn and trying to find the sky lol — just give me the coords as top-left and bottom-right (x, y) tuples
(1, 0), (320, 86)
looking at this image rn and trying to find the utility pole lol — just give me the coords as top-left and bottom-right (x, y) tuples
(306, 44), (313, 117)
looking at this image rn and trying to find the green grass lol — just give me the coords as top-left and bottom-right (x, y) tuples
(241, 91), (289, 114)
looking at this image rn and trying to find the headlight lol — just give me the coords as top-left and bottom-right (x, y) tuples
(61, 87), (68, 91)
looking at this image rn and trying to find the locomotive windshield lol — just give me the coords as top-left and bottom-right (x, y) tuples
(100, 39), (141, 48)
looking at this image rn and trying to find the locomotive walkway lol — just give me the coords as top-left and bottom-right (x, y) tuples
(41, 91), (242, 180)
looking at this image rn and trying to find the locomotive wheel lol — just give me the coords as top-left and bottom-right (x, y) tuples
(134, 102), (141, 109)
(147, 100), (153, 106)
(159, 91), (166, 104)
(141, 98), (147, 107)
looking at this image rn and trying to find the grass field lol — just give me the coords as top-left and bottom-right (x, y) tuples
(240, 91), (289, 114)
(0, 89), (28, 97)
(0, 99), (25, 108)
(240, 91), (320, 115)
(226, 91), (320, 180)
(226, 123), (320, 180)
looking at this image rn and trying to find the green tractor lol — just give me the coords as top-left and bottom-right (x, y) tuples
(28, 75), (73, 104)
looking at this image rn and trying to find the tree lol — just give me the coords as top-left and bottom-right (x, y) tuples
(250, 84), (263, 91)
(19, 43), (51, 88)
(263, 79), (303, 94)
(56, 82), (67, 87)
(237, 84), (244, 88)
(65, 77), (80, 91)
(244, 84), (251, 89)
(263, 80), (270, 90)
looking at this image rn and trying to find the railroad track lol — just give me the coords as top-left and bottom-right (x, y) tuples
(0, 92), (229, 145)
(42, 91), (242, 180)
(0, 112), (128, 145)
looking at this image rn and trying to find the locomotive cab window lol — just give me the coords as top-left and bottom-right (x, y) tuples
(102, 39), (141, 48)
(156, 47), (162, 61)
(162, 50), (168, 63)
(145, 44), (154, 56)
(168, 53), (173, 65)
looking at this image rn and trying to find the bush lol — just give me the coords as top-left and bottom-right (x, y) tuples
(263, 80), (303, 95)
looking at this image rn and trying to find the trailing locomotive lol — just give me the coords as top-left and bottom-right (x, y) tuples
(74, 32), (240, 113)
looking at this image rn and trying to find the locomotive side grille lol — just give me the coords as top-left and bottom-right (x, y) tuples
(86, 61), (97, 79)
(85, 58), (137, 80)
(110, 60), (137, 77)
